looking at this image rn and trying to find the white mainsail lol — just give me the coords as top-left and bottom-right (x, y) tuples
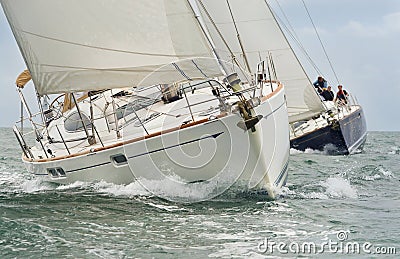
(1, 0), (223, 95)
(196, 0), (325, 122)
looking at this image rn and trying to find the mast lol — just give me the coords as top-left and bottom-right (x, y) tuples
(186, 0), (228, 75)
(194, 0), (249, 76)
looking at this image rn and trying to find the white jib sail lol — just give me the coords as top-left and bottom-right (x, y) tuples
(196, 0), (325, 122)
(1, 0), (223, 95)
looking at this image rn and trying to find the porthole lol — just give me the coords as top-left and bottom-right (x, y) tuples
(47, 168), (58, 177)
(47, 167), (66, 178)
(111, 154), (128, 166)
(56, 168), (66, 176)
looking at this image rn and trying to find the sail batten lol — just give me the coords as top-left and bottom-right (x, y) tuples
(19, 30), (212, 58)
(1, 0), (221, 95)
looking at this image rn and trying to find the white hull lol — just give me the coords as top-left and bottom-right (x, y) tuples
(23, 85), (289, 199)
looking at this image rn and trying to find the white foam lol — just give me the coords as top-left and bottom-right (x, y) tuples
(364, 174), (381, 181)
(304, 148), (323, 154)
(92, 181), (150, 197)
(301, 191), (329, 200)
(53, 174), (238, 202)
(56, 181), (90, 190)
(1, 168), (242, 202)
(134, 177), (219, 202)
(144, 202), (188, 212)
(125, 172), (242, 203)
(290, 148), (322, 155)
(364, 167), (394, 181)
(21, 178), (54, 193)
(321, 177), (358, 199)
(289, 148), (305, 155)
(388, 146), (400, 155)
(276, 186), (296, 196)
(276, 186), (329, 200)
(290, 144), (340, 155)
(379, 167), (393, 177)
(290, 147), (326, 155)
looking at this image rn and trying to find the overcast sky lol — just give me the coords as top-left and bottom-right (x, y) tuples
(1, 0), (399, 131)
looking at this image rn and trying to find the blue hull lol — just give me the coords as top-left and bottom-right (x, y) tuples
(290, 106), (367, 155)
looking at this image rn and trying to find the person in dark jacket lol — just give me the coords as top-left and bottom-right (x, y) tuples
(320, 86), (334, 101)
(313, 76), (327, 93)
(335, 85), (349, 104)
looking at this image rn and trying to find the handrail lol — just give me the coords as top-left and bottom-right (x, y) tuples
(13, 125), (34, 159)
(16, 77), (283, 161)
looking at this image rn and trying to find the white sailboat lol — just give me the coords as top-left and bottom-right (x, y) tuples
(2, 0), (290, 200)
(196, 0), (367, 155)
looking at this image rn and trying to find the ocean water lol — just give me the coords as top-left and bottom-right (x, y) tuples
(0, 128), (399, 258)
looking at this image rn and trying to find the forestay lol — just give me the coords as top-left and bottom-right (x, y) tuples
(196, 0), (325, 122)
(1, 0), (222, 95)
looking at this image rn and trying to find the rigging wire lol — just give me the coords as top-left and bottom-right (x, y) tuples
(272, 11), (322, 76)
(271, 0), (323, 76)
(300, 0), (340, 85)
(195, 0), (250, 78)
(226, 0), (252, 74)
(263, 0), (329, 110)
